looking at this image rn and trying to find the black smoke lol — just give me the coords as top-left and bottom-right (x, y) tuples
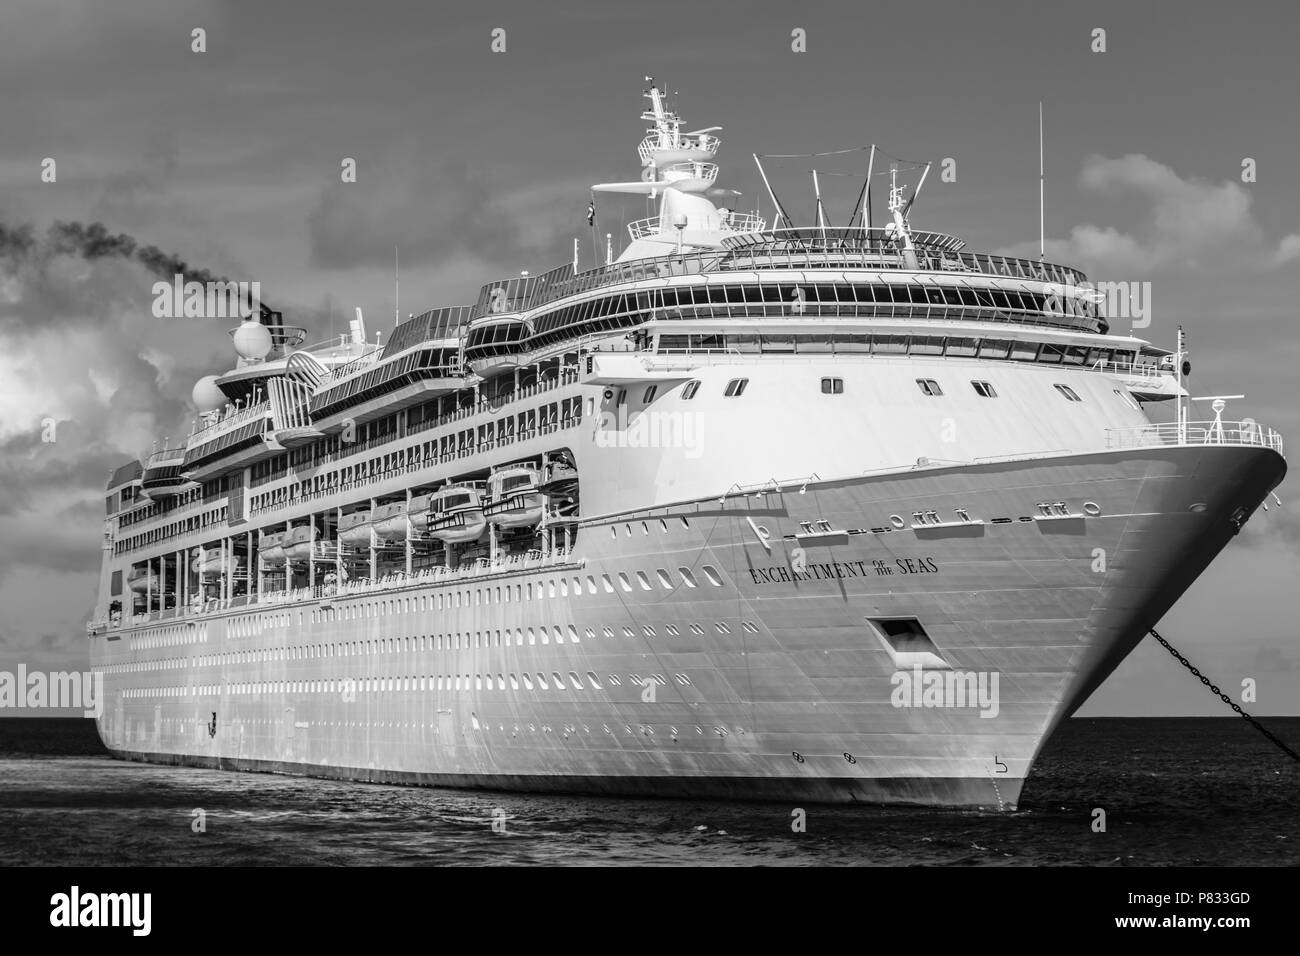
(0, 218), (226, 284)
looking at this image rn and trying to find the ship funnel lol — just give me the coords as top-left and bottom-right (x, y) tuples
(350, 307), (367, 346)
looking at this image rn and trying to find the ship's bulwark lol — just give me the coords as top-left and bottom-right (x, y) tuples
(92, 444), (1285, 809)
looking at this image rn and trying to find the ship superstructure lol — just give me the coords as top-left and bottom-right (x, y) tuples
(87, 82), (1286, 808)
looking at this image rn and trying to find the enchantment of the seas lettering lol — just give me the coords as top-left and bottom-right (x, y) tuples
(748, 557), (940, 585)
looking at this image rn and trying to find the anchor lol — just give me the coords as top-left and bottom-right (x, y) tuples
(208, 711), (217, 738)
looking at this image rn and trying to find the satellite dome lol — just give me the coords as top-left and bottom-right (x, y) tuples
(191, 375), (226, 412)
(231, 318), (273, 360)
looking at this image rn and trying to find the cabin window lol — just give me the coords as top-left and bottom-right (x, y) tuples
(723, 378), (749, 397)
(1114, 388), (1139, 410)
(642, 385), (657, 403)
(820, 377), (844, 394)
(681, 380), (701, 400)
(1054, 384), (1083, 402)
(971, 381), (997, 398)
(916, 378), (943, 397)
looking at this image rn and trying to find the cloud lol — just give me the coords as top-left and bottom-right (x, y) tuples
(1001, 154), (1296, 274)
(1272, 233), (1300, 267)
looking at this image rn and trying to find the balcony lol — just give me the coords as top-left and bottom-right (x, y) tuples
(637, 133), (720, 167)
(657, 161), (718, 192)
(141, 447), (192, 499)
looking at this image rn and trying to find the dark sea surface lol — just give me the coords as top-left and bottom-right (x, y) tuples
(1, 717), (1296, 866)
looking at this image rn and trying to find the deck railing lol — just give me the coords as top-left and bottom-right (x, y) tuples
(1105, 420), (1283, 454)
(627, 211), (767, 242)
(187, 400), (271, 447)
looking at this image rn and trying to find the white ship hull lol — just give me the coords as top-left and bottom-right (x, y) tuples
(89, 443), (1283, 808)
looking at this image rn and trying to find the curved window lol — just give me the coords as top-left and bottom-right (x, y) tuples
(1054, 383), (1083, 402)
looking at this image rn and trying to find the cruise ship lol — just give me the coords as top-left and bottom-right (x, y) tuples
(87, 82), (1286, 808)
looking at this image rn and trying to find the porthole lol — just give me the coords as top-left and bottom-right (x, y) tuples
(1083, 501), (1102, 516)
(889, 514), (906, 529)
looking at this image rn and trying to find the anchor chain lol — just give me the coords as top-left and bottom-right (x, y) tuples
(1149, 627), (1300, 763)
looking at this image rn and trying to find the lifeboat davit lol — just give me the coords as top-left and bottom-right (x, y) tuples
(282, 525), (318, 561)
(338, 511), (373, 547)
(485, 465), (545, 528)
(372, 501), (409, 541)
(428, 484), (487, 543)
(259, 531), (287, 566)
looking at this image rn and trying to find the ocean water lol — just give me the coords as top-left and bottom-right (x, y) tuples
(1, 717), (1295, 866)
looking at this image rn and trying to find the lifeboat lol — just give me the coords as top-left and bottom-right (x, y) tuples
(192, 546), (242, 576)
(372, 501), (409, 542)
(127, 567), (154, 593)
(538, 459), (579, 497)
(485, 465), (545, 528)
(282, 525), (318, 561)
(259, 531), (287, 566)
(338, 511), (373, 547)
(428, 484), (487, 543)
(407, 492), (436, 533)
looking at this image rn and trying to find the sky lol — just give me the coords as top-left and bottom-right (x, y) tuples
(0, 0), (1297, 716)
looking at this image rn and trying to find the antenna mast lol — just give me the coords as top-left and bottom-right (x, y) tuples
(753, 154), (791, 229)
(865, 144), (876, 230)
(1039, 102), (1045, 262)
(812, 169), (826, 238)
(394, 246), (400, 327)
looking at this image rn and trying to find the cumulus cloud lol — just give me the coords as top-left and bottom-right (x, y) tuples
(1003, 154), (1297, 274)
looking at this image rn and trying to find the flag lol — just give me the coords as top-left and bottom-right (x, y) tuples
(586, 202), (596, 226)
